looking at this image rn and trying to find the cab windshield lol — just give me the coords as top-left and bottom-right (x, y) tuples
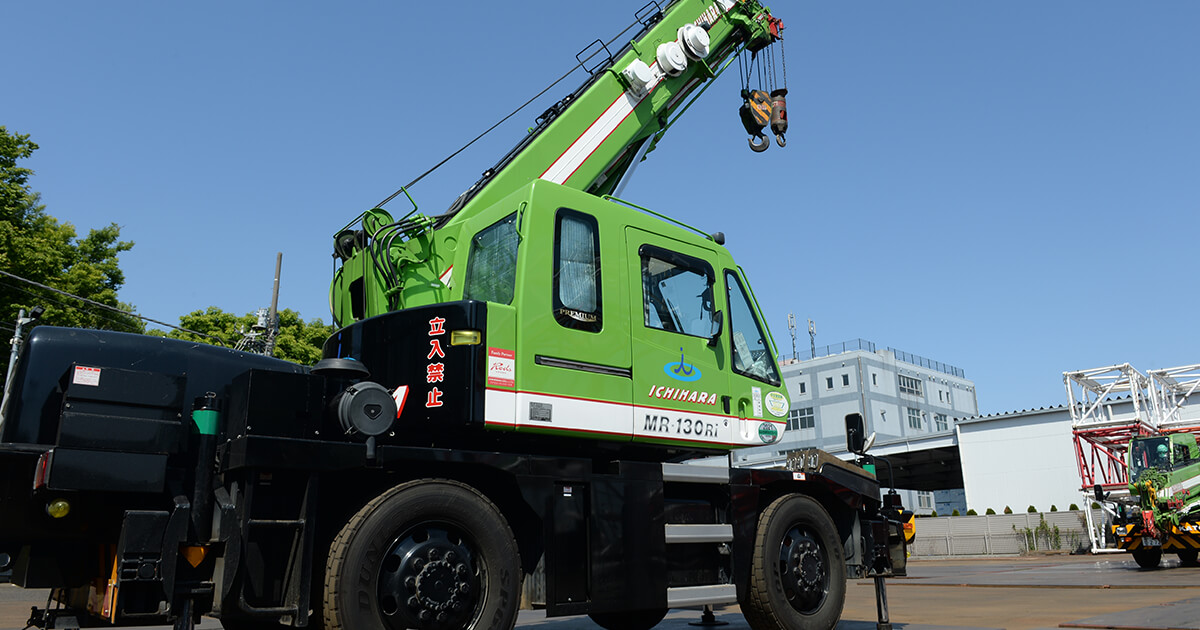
(1129, 437), (1171, 478)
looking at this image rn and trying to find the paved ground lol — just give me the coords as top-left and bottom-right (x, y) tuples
(2, 554), (1199, 630)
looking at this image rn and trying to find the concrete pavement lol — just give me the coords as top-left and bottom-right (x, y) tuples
(2, 554), (1198, 630)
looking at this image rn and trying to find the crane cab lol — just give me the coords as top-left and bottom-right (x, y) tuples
(326, 180), (788, 454)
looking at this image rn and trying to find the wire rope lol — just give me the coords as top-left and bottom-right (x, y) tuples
(0, 270), (228, 345)
(375, 17), (645, 209)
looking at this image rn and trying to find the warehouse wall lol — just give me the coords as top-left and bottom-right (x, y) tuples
(956, 407), (1081, 514)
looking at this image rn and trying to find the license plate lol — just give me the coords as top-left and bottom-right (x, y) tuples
(1142, 537), (1162, 547)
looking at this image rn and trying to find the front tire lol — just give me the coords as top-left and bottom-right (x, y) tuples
(1132, 547), (1162, 569)
(322, 480), (521, 630)
(742, 495), (846, 630)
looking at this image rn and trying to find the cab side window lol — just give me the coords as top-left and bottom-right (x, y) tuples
(640, 245), (716, 338)
(464, 213), (519, 305)
(725, 271), (781, 386)
(553, 209), (602, 332)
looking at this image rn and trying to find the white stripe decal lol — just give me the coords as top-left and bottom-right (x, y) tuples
(484, 388), (769, 447)
(485, 389), (516, 426)
(540, 63), (665, 185)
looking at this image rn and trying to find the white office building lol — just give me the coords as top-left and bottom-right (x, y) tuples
(735, 339), (978, 514)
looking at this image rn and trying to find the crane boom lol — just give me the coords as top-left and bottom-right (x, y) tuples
(330, 0), (783, 324)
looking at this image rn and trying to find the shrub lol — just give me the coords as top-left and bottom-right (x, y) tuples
(1091, 502), (1100, 509)
(1027, 505), (1037, 513)
(930, 510), (938, 517)
(1069, 503), (1079, 511)
(967, 509), (978, 516)
(952, 509), (961, 516)
(1050, 505), (1058, 512)
(986, 508), (996, 515)
(1003, 506), (1013, 514)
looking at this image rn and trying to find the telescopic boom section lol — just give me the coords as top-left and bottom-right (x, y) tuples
(459, 0), (783, 213)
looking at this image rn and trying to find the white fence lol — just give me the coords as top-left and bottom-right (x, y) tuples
(910, 510), (1097, 556)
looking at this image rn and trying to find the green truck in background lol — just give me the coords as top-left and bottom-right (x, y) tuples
(1109, 433), (1200, 568)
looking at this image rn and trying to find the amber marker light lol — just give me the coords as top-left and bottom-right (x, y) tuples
(450, 330), (482, 346)
(46, 499), (71, 519)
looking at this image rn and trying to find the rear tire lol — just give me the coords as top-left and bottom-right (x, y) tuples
(588, 608), (668, 630)
(1132, 547), (1162, 569)
(1178, 550), (1199, 567)
(742, 495), (846, 630)
(322, 479), (521, 630)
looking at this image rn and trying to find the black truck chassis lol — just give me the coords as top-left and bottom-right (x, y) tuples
(0, 306), (906, 630)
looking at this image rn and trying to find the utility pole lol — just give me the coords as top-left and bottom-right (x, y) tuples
(265, 252), (282, 356)
(1, 306), (44, 429)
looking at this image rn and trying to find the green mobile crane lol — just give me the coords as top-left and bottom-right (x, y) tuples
(1108, 433), (1200, 568)
(0, 2), (909, 629)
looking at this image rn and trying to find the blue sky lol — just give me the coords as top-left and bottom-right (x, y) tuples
(6, 1), (1198, 415)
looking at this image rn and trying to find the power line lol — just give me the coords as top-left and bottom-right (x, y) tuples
(0, 270), (229, 346)
(1, 278), (142, 333)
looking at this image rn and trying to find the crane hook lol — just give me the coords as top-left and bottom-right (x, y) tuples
(748, 134), (770, 152)
(739, 89), (773, 154)
(770, 88), (788, 149)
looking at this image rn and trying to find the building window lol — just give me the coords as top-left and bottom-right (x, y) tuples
(872, 373), (877, 386)
(898, 375), (923, 397)
(945, 389), (952, 405)
(841, 373), (850, 386)
(938, 390), (943, 402)
(787, 407), (815, 431)
(917, 492), (934, 510)
(826, 376), (834, 390)
(798, 382), (806, 395)
(935, 413), (948, 431)
(907, 407), (922, 430)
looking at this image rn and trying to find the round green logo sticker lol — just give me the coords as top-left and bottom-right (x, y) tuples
(758, 422), (779, 443)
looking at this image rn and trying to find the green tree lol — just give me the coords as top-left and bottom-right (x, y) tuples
(150, 307), (334, 365)
(1, 127), (141, 380)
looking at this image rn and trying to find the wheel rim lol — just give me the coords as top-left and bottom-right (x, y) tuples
(777, 524), (829, 614)
(377, 522), (485, 629)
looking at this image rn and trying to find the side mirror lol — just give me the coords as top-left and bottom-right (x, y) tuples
(1093, 483), (1108, 503)
(845, 412), (866, 454)
(707, 310), (724, 347)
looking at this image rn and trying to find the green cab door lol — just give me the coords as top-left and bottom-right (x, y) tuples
(625, 227), (735, 449)
(510, 205), (633, 441)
